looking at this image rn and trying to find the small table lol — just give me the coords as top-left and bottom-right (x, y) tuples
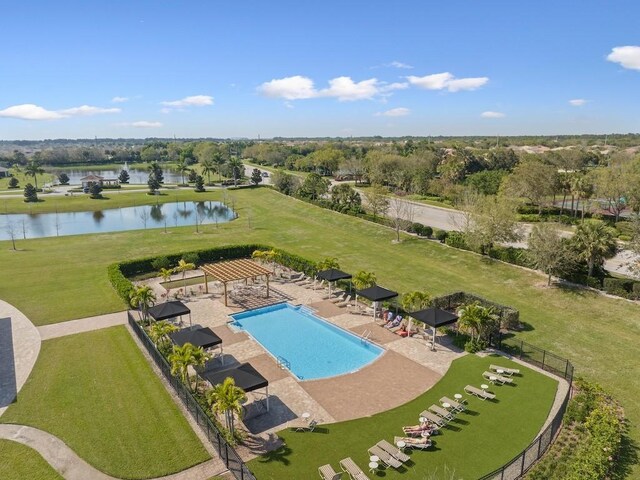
(419, 416), (427, 424)
(369, 455), (379, 463)
(442, 402), (451, 410)
(421, 431), (431, 438)
(497, 369), (505, 375)
(481, 384), (489, 391)
(301, 412), (310, 420)
(368, 461), (379, 473)
(396, 440), (406, 451)
(489, 376), (498, 383)
(454, 393), (463, 401)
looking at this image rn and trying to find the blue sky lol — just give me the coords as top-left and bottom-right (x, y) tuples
(1, 0), (639, 139)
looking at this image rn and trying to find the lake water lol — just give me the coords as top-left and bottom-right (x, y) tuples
(0, 201), (235, 240)
(49, 167), (184, 185)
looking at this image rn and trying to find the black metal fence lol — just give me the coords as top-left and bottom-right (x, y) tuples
(127, 311), (256, 480)
(478, 335), (574, 480)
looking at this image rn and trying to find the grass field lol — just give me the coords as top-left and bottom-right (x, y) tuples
(248, 355), (558, 479)
(0, 171), (54, 191)
(0, 187), (639, 476)
(0, 326), (210, 479)
(0, 440), (63, 480)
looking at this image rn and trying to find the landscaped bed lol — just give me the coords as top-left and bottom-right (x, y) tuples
(0, 326), (210, 479)
(0, 440), (63, 480)
(248, 354), (558, 479)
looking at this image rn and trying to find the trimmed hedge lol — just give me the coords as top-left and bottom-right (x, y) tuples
(432, 291), (520, 330)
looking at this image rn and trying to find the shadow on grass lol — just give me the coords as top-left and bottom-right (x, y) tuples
(256, 443), (293, 466)
(612, 431), (639, 480)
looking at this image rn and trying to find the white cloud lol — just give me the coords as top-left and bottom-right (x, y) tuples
(319, 76), (380, 101)
(380, 82), (409, 92)
(258, 76), (317, 100)
(481, 111), (505, 118)
(111, 96), (129, 103)
(118, 121), (163, 128)
(376, 107), (410, 117)
(160, 95), (214, 108)
(569, 99), (587, 107)
(284, 101), (294, 109)
(389, 61), (413, 69)
(59, 105), (121, 116)
(0, 103), (120, 120)
(407, 72), (489, 92)
(607, 46), (640, 70)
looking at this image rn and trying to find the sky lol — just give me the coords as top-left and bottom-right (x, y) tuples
(0, 0), (639, 140)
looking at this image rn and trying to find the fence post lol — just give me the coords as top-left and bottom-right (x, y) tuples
(541, 350), (546, 370)
(520, 340), (524, 359)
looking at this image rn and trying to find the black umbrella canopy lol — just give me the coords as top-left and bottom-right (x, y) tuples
(355, 285), (399, 302)
(201, 363), (268, 392)
(408, 307), (458, 328)
(170, 327), (222, 349)
(316, 268), (352, 282)
(147, 301), (191, 321)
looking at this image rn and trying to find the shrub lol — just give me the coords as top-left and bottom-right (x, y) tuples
(151, 256), (171, 271)
(615, 221), (634, 237)
(618, 234), (631, 242)
(182, 252), (200, 266)
(464, 338), (487, 353)
(434, 229), (448, 242)
(487, 245), (533, 268)
(8, 177), (19, 188)
(444, 231), (469, 250)
(422, 225), (433, 238)
(602, 278), (633, 297)
(23, 183), (38, 202)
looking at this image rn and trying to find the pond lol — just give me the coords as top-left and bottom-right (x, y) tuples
(0, 201), (236, 240)
(47, 167), (184, 185)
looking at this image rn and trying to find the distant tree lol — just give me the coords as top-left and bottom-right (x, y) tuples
(352, 270), (376, 290)
(458, 194), (522, 255)
(148, 162), (164, 184)
(118, 169), (130, 184)
(457, 302), (499, 344)
(250, 168), (263, 186)
(8, 177), (19, 189)
(175, 258), (196, 293)
(206, 377), (246, 435)
(194, 174), (205, 192)
(465, 170), (507, 196)
(176, 157), (190, 185)
(330, 184), (361, 211)
(528, 224), (577, 285)
(298, 172), (330, 200)
(148, 174), (161, 194)
(626, 215), (640, 278)
(389, 198), (414, 243)
(401, 291), (432, 312)
(24, 160), (45, 191)
(316, 257), (340, 271)
(89, 183), (103, 199)
(23, 183), (38, 203)
(571, 220), (617, 277)
(363, 185), (390, 220)
(272, 171), (301, 195)
(188, 170), (198, 183)
(501, 159), (557, 213)
(5, 220), (18, 250)
(200, 158), (215, 185)
(129, 285), (156, 324)
(592, 163), (629, 222)
(57, 172), (70, 185)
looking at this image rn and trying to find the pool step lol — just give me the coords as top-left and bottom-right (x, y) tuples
(276, 355), (291, 370)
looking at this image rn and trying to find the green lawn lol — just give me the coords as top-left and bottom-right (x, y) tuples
(249, 355), (557, 479)
(0, 440), (63, 480)
(0, 326), (210, 479)
(0, 171), (54, 191)
(0, 187), (639, 476)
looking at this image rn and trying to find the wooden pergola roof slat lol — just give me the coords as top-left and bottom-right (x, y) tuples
(201, 259), (272, 283)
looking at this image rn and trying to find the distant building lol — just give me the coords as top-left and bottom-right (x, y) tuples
(80, 174), (119, 189)
(0, 166), (11, 178)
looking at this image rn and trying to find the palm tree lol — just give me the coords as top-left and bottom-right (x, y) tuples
(176, 158), (190, 186)
(201, 158), (215, 185)
(129, 285), (156, 324)
(212, 151), (226, 181)
(401, 291), (432, 312)
(352, 270), (376, 290)
(24, 160), (45, 191)
(148, 320), (178, 350)
(175, 258), (196, 294)
(228, 158), (244, 186)
(206, 377), (247, 435)
(572, 220), (618, 277)
(316, 257), (340, 271)
(457, 302), (498, 343)
(169, 343), (209, 391)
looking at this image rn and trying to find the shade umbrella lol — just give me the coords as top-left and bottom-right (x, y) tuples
(355, 285), (398, 318)
(407, 307), (458, 350)
(147, 300), (192, 327)
(316, 269), (352, 297)
(201, 362), (270, 411)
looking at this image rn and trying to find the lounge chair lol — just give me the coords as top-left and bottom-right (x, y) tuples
(318, 463), (342, 480)
(368, 445), (402, 469)
(402, 423), (438, 437)
(394, 435), (432, 450)
(490, 364), (520, 376)
(482, 371), (513, 385)
(376, 439), (410, 463)
(429, 404), (454, 421)
(465, 385), (496, 400)
(440, 396), (466, 413)
(330, 292), (348, 303)
(294, 419), (318, 432)
(419, 410), (447, 427)
(339, 457), (370, 480)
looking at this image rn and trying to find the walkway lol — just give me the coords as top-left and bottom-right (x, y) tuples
(0, 424), (227, 480)
(38, 311), (127, 340)
(0, 300), (40, 418)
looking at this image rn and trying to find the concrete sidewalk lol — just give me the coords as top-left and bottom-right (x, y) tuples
(38, 311), (127, 340)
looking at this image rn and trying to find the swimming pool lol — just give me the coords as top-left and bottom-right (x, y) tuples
(230, 303), (383, 380)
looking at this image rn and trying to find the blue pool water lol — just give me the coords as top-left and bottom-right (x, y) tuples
(230, 303), (383, 380)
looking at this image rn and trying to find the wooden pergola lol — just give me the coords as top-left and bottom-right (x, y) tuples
(201, 259), (273, 306)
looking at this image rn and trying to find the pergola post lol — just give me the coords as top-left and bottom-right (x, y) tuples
(223, 281), (228, 306)
(204, 272), (209, 294)
(266, 386), (270, 411)
(266, 275), (270, 298)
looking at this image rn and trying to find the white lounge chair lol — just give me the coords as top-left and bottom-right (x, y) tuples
(368, 445), (402, 469)
(394, 435), (432, 450)
(340, 457), (370, 480)
(429, 404), (454, 421)
(465, 384), (496, 400)
(318, 463), (342, 480)
(490, 364), (520, 376)
(376, 439), (410, 463)
(440, 396), (466, 413)
(482, 371), (513, 385)
(419, 410), (447, 427)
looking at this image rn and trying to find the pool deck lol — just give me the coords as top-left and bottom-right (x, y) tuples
(142, 269), (465, 461)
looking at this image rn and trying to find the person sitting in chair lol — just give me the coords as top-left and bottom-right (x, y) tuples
(384, 313), (401, 328)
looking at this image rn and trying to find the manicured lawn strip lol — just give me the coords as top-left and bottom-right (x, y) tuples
(0, 326), (210, 479)
(0, 440), (63, 480)
(0, 187), (639, 475)
(0, 188), (223, 214)
(249, 355), (557, 479)
(0, 171), (54, 191)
